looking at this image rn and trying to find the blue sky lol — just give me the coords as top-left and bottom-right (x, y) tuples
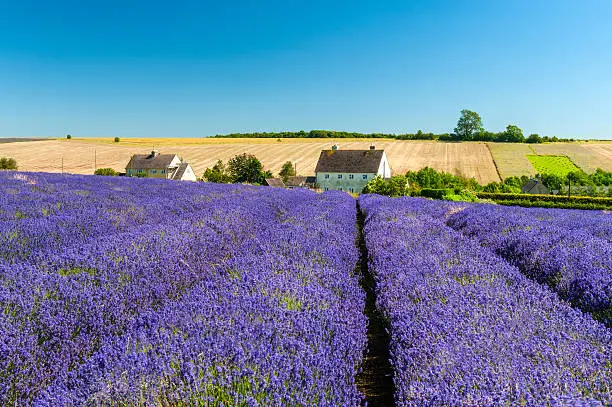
(1, 0), (611, 138)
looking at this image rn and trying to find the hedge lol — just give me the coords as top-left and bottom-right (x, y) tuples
(476, 192), (612, 210)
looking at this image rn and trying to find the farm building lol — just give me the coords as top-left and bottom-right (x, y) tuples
(315, 145), (391, 193)
(521, 178), (550, 195)
(285, 176), (317, 189)
(125, 150), (197, 181)
(264, 176), (317, 189)
(264, 178), (285, 187)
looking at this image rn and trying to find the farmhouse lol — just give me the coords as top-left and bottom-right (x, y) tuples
(521, 178), (550, 195)
(125, 150), (197, 181)
(315, 145), (391, 193)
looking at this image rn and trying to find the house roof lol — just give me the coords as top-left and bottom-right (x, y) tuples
(521, 179), (550, 194)
(265, 178), (285, 187)
(171, 162), (190, 180)
(285, 176), (317, 187)
(314, 149), (385, 173)
(126, 153), (178, 170)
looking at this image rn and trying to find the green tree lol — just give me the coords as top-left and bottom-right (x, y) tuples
(502, 125), (525, 143)
(0, 157), (18, 170)
(362, 175), (409, 197)
(94, 168), (117, 176)
(540, 173), (564, 191)
(453, 109), (484, 141)
(227, 153), (266, 184)
(202, 160), (231, 183)
(66, 134), (72, 140)
(279, 161), (296, 183)
(526, 133), (542, 144)
(114, 137), (120, 143)
(566, 171), (587, 197)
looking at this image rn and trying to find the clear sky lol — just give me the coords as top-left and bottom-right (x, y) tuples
(1, 0), (611, 138)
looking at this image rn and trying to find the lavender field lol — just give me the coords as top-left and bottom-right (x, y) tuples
(1, 172), (611, 406)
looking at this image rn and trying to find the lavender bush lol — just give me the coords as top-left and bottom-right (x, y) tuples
(0, 172), (366, 406)
(447, 203), (612, 326)
(359, 195), (612, 406)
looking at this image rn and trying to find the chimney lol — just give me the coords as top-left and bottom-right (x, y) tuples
(151, 150), (160, 157)
(370, 145), (375, 150)
(332, 144), (338, 151)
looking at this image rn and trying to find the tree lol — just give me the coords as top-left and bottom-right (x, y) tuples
(94, 168), (117, 176)
(114, 137), (120, 143)
(502, 125), (525, 143)
(202, 160), (231, 183)
(362, 175), (409, 197)
(453, 109), (484, 141)
(279, 161), (296, 183)
(66, 134), (72, 139)
(0, 157), (18, 170)
(227, 153), (266, 184)
(566, 171), (587, 197)
(526, 133), (542, 144)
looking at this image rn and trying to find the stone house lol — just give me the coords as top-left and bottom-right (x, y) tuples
(314, 145), (391, 193)
(125, 151), (197, 181)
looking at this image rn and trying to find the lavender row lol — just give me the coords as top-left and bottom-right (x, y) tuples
(447, 204), (612, 326)
(1, 173), (366, 405)
(359, 195), (612, 406)
(0, 172), (268, 262)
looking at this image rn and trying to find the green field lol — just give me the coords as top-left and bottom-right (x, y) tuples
(527, 155), (581, 176)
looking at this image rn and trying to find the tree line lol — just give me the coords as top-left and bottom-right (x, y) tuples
(212, 110), (578, 143)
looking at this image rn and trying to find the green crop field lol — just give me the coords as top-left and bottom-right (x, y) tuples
(527, 155), (581, 176)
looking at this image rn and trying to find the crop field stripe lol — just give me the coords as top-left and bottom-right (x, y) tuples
(355, 202), (396, 406)
(485, 143), (503, 181)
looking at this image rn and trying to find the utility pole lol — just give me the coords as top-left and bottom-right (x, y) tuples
(94, 149), (97, 171)
(61, 156), (64, 174)
(294, 162), (297, 176)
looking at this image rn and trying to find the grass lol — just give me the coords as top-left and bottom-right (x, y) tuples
(527, 155), (581, 177)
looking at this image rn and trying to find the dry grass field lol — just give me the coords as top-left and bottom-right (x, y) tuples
(0, 138), (502, 184)
(486, 143), (537, 179)
(487, 142), (612, 178)
(531, 143), (612, 173)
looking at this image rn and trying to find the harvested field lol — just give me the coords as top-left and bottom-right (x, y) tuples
(0, 138), (502, 184)
(486, 143), (536, 179)
(532, 143), (612, 173)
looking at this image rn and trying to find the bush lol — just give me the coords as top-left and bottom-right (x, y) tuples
(66, 134), (72, 139)
(0, 157), (18, 170)
(114, 137), (120, 143)
(476, 192), (612, 210)
(419, 188), (454, 200)
(94, 168), (117, 176)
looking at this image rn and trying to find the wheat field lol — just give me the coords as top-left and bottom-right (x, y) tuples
(0, 138), (503, 184)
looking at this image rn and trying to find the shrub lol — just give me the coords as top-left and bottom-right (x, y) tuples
(419, 188), (454, 200)
(114, 137), (120, 143)
(94, 168), (117, 176)
(0, 157), (18, 170)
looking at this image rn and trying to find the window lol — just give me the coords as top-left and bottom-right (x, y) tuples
(324, 187), (329, 191)
(151, 170), (157, 174)
(338, 174), (343, 179)
(161, 170), (166, 174)
(349, 174), (354, 179)
(324, 174), (329, 179)
(137, 169), (144, 174)
(362, 174), (368, 180)
(349, 187), (354, 193)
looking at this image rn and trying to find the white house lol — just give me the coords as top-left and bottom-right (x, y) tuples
(314, 145), (391, 193)
(125, 151), (197, 181)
